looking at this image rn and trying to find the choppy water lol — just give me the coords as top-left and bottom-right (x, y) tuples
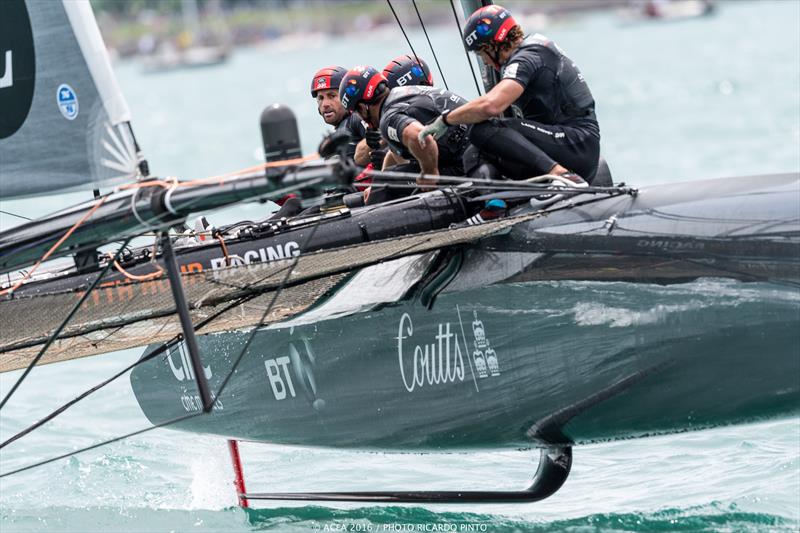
(1, 1), (799, 531)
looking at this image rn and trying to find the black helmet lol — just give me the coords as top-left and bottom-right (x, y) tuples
(463, 5), (518, 52)
(338, 65), (388, 111)
(382, 55), (433, 88)
(310, 65), (347, 97)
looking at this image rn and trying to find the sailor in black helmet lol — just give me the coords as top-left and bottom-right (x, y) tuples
(418, 5), (600, 184)
(339, 65), (470, 196)
(310, 65), (369, 164)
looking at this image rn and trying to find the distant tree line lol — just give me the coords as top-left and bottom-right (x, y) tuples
(91, 0), (345, 17)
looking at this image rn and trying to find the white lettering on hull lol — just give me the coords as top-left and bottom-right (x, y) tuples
(397, 309), (502, 393)
(209, 241), (301, 276)
(265, 356), (296, 400)
(396, 313), (465, 392)
(168, 342), (212, 382)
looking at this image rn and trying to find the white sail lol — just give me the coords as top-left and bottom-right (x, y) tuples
(0, 0), (140, 199)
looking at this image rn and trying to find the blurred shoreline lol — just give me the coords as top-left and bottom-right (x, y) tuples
(93, 0), (632, 60)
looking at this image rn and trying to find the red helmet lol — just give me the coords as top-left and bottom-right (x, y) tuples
(310, 65), (347, 97)
(338, 65), (388, 111)
(463, 5), (518, 52)
(382, 55), (433, 89)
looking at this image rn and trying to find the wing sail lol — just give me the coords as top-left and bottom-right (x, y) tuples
(0, 0), (138, 199)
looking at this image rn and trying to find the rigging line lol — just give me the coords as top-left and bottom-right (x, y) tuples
(368, 170), (634, 195)
(449, 0), (482, 96)
(0, 287), (267, 451)
(386, 0), (421, 67)
(0, 236), (134, 413)
(411, 0), (449, 90)
(211, 216), (326, 403)
(0, 195), (109, 297)
(111, 256), (164, 281)
(0, 336), (170, 450)
(0, 221), (322, 462)
(0, 210), (31, 221)
(0, 412), (202, 479)
(141, 171), (326, 232)
(367, 181), (594, 193)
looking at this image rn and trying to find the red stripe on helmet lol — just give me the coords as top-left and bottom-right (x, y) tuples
(494, 15), (517, 43)
(314, 75), (332, 91)
(363, 73), (384, 102)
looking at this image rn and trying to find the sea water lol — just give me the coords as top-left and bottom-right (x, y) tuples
(1, 1), (799, 531)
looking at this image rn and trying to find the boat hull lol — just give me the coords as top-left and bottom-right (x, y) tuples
(130, 276), (800, 450)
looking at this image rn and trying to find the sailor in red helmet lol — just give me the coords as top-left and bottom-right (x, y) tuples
(310, 65), (369, 164)
(382, 54), (434, 89)
(418, 5), (600, 185)
(339, 65), (470, 198)
(355, 55), (437, 174)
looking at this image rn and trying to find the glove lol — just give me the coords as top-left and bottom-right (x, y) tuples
(369, 148), (387, 169)
(365, 129), (383, 150)
(417, 114), (449, 148)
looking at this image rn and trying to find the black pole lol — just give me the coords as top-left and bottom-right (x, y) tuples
(161, 232), (213, 412)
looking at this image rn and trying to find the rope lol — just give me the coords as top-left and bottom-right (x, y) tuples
(111, 257), (164, 281)
(449, 0), (483, 96)
(0, 237), (133, 412)
(0, 281), (269, 451)
(411, 0), (449, 90)
(216, 234), (232, 266)
(0, 216), (326, 477)
(0, 196), (108, 297)
(386, 0), (422, 68)
(1, 155), (322, 293)
(116, 154), (319, 193)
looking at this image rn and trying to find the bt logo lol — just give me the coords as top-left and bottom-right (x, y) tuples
(476, 18), (494, 36)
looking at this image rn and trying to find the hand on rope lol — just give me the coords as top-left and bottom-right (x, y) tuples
(417, 113), (450, 148)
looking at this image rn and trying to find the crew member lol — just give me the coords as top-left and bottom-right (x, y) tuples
(310, 65), (369, 164)
(359, 55), (437, 172)
(339, 65), (471, 194)
(418, 5), (600, 184)
(382, 54), (434, 89)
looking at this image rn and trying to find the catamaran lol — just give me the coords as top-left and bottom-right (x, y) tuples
(0, 0), (797, 506)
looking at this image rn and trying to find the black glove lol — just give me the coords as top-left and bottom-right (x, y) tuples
(370, 148), (387, 169)
(365, 130), (383, 150)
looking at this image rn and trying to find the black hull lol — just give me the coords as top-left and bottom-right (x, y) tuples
(130, 277), (799, 449)
(129, 174), (800, 450)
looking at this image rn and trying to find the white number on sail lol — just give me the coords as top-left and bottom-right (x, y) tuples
(0, 51), (12, 89)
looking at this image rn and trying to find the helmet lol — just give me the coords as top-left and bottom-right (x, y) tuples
(463, 5), (518, 52)
(310, 65), (347, 97)
(338, 66), (388, 111)
(382, 55), (433, 88)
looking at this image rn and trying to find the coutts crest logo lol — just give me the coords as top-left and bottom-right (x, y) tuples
(396, 309), (501, 393)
